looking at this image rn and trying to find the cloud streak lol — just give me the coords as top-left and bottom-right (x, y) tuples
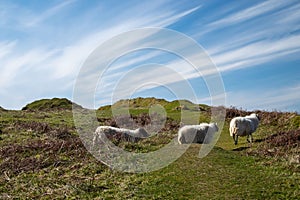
(226, 84), (300, 112)
(24, 0), (76, 27)
(0, 41), (17, 60)
(213, 34), (300, 72)
(201, 0), (300, 74)
(207, 0), (293, 29)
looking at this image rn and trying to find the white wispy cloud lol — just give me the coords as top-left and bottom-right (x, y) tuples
(201, 0), (300, 74)
(207, 0), (292, 28)
(0, 41), (17, 60)
(208, 1), (300, 56)
(212, 34), (300, 72)
(151, 5), (202, 27)
(0, 47), (58, 89)
(24, 0), (76, 27)
(275, 2), (300, 25)
(226, 84), (300, 112)
(0, 1), (74, 29)
(47, 3), (201, 81)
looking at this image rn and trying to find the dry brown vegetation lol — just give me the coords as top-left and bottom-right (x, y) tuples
(97, 113), (180, 133)
(0, 119), (89, 177)
(12, 120), (74, 139)
(248, 129), (300, 170)
(0, 137), (85, 176)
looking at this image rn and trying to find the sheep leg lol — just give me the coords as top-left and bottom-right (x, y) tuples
(247, 134), (253, 143)
(247, 134), (253, 147)
(233, 135), (238, 145)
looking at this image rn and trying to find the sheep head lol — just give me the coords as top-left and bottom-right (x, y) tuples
(250, 113), (260, 121)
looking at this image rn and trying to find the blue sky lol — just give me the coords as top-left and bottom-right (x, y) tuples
(0, 0), (300, 112)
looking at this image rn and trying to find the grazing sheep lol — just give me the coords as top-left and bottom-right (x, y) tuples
(93, 126), (149, 146)
(229, 113), (260, 145)
(178, 123), (219, 144)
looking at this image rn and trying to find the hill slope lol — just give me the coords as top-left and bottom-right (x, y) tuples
(22, 98), (82, 111)
(99, 97), (209, 111)
(0, 97), (299, 198)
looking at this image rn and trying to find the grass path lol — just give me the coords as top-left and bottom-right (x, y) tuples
(127, 146), (299, 199)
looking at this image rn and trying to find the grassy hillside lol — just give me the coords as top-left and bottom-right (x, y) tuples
(0, 97), (299, 199)
(22, 98), (82, 111)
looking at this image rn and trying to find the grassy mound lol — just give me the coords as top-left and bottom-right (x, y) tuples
(22, 98), (82, 111)
(110, 97), (170, 108)
(99, 97), (209, 111)
(98, 97), (210, 122)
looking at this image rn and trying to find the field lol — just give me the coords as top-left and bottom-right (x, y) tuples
(0, 98), (299, 199)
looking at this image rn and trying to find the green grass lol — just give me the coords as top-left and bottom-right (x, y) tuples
(1, 143), (299, 199)
(137, 146), (299, 199)
(0, 97), (300, 199)
(21, 98), (82, 111)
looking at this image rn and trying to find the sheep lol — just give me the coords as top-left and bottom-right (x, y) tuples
(93, 126), (149, 146)
(178, 123), (219, 144)
(229, 113), (260, 145)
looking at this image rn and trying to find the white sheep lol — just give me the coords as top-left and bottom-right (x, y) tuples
(93, 126), (149, 146)
(178, 123), (219, 144)
(229, 113), (260, 145)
